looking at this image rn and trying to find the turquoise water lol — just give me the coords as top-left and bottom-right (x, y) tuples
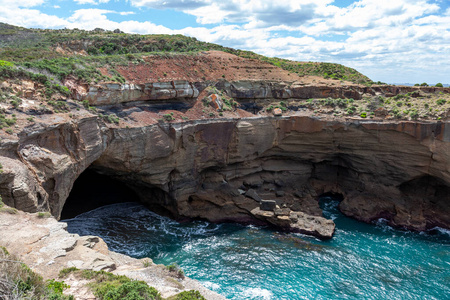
(64, 199), (450, 299)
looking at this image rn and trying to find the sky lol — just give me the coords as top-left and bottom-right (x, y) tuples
(0, 0), (449, 84)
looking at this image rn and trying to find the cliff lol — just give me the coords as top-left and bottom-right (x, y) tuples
(1, 111), (449, 235)
(1, 23), (450, 299)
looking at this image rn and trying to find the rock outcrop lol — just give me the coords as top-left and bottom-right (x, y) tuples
(85, 81), (199, 105)
(0, 209), (225, 299)
(80, 79), (450, 106)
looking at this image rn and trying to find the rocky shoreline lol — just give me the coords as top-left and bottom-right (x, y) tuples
(0, 209), (226, 299)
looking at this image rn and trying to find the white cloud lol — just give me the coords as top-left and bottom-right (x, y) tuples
(0, 0), (45, 8)
(74, 0), (111, 4)
(65, 9), (173, 33)
(0, 6), (69, 28)
(300, 0), (440, 36)
(131, 0), (335, 26)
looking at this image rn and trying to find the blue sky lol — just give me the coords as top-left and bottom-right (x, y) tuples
(1, 0), (449, 84)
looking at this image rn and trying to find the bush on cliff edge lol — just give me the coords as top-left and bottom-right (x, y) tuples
(0, 246), (73, 299)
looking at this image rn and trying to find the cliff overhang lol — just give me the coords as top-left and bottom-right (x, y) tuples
(1, 112), (449, 239)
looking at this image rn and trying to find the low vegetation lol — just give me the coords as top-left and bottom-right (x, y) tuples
(0, 246), (73, 299)
(57, 267), (204, 300)
(0, 22), (371, 86)
(166, 290), (206, 300)
(166, 263), (185, 279)
(59, 268), (161, 300)
(266, 91), (450, 120)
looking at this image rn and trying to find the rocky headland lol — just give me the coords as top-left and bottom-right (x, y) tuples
(1, 24), (449, 299)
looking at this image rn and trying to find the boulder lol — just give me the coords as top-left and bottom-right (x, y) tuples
(275, 190), (285, 197)
(250, 207), (335, 239)
(244, 189), (262, 202)
(260, 200), (277, 211)
(273, 108), (283, 116)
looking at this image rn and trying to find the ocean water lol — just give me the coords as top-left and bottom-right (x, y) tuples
(64, 199), (450, 300)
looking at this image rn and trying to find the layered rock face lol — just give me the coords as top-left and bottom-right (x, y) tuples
(80, 79), (450, 106)
(0, 116), (107, 215)
(92, 117), (449, 233)
(85, 81), (200, 105)
(2, 113), (448, 238)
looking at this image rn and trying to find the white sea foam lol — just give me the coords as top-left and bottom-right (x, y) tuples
(242, 287), (273, 300)
(429, 226), (450, 237)
(202, 281), (221, 291)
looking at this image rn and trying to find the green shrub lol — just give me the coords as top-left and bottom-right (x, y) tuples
(435, 83), (443, 87)
(10, 99), (20, 108)
(436, 99), (447, 105)
(58, 267), (79, 278)
(37, 212), (52, 218)
(82, 100), (90, 108)
(409, 109), (419, 120)
(163, 114), (175, 121)
(48, 100), (69, 112)
(100, 113), (120, 124)
(360, 112), (367, 118)
(346, 105), (356, 115)
(46, 279), (71, 295)
(166, 263), (185, 279)
(97, 280), (161, 300)
(0, 245), (9, 255)
(1, 206), (17, 214)
(142, 259), (151, 268)
(59, 269), (161, 300)
(0, 60), (14, 67)
(0, 248), (50, 299)
(420, 82), (428, 86)
(170, 290), (206, 300)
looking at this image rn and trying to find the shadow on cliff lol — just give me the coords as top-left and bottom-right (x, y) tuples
(60, 169), (141, 220)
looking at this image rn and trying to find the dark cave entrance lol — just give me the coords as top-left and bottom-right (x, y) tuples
(318, 192), (344, 219)
(61, 167), (177, 220)
(319, 192), (344, 202)
(60, 169), (141, 220)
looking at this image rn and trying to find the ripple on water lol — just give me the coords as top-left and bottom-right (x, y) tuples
(64, 201), (450, 300)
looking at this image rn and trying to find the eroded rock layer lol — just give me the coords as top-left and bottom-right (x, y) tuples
(1, 114), (449, 238)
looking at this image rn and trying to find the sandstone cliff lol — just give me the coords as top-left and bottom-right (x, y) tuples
(1, 111), (448, 236)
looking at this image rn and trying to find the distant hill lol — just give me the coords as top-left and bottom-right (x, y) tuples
(0, 22), (372, 85)
(392, 83), (449, 87)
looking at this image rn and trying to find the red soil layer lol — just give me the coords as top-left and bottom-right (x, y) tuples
(116, 50), (342, 85)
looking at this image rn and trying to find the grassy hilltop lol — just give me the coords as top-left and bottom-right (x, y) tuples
(0, 22), (372, 85)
